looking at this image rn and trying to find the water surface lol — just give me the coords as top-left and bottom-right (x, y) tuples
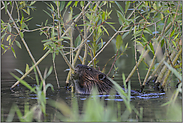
(1, 1), (181, 122)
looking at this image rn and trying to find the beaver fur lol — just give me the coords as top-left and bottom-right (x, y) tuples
(72, 64), (114, 94)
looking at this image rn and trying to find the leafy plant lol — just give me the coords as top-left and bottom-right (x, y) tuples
(48, 76), (143, 122)
(6, 66), (54, 122)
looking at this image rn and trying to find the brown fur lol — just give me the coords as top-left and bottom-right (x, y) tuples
(72, 64), (114, 94)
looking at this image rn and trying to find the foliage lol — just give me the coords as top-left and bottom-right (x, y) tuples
(6, 66), (54, 122)
(1, 1), (182, 122)
(1, 1), (36, 57)
(113, 1), (182, 90)
(48, 76), (143, 122)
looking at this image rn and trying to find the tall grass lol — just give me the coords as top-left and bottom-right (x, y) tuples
(48, 74), (143, 122)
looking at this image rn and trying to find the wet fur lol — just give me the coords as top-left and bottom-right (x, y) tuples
(72, 64), (114, 94)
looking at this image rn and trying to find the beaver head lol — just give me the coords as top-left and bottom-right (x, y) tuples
(72, 64), (114, 94)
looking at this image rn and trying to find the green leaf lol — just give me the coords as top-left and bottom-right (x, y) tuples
(25, 64), (30, 73)
(161, 39), (165, 47)
(45, 19), (48, 26)
(45, 83), (54, 92)
(20, 32), (24, 39)
(66, 1), (72, 8)
(6, 35), (11, 41)
(144, 28), (153, 35)
(160, 13), (164, 20)
(30, 1), (36, 6)
(25, 17), (33, 22)
(174, 33), (179, 40)
(14, 69), (24, 76)
(142, 36), (147, 42)
(153, 2), (157, 10)
(1, 44), (5, 50)
(108, 77), (131, 112)
(14, 105), (25, 122)
(22, 9), (29, 15)
(1, 33), (6, 41)
(115, 1), (124, 15)
(7, 23), (11, 32)
(8, 38), (12, 45)
(170, 29), (175, 37)
(101, 25), (109, 36)
(102, 11), (105, 21)
(164, 61), (182, 80)
(125, 1), (131, 14)
(73, 1), (78, 7)
(105, 22), (116, 31)
(80, 1), (84, 7)
(15, 40), (22, 49)
(125, 42), (128, 49)
(50, 3), (55, 11)
(122, 31), (129, 39)
(148, 42), (154, 54)
(10, 73), (36, 93)
(47, 66), (53, 78)
(117, 10), (129, 25)
(43, 10), (52, 18)
(20, 16), (24, 25)
(11, 47), (16, 58)
(62, 36), (71, 40)
(75, 34), (81, 47)
(116, 35), (123, 50)
(60, 1), (65, 12)
(172, 41), (177, 48)
(136, 41), (143, 47)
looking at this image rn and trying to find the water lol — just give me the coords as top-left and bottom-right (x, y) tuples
(1, 1), (181, 122)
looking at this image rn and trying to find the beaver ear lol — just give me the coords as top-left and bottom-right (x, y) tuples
(98, 74), (106, 80)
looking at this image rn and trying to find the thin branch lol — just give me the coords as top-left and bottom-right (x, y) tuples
(2, 1), (44, 89)
(11, 50), (51, 89)
(142, 17), (171, 86)
(133, 2), (141, 86)
(107, 50), (118, 76)
(88, 25), (123, 66)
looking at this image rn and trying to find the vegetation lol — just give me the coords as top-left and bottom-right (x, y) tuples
(1, 1), (182, 122)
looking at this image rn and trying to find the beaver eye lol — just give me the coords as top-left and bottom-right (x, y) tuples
(98, 74), (105, 80)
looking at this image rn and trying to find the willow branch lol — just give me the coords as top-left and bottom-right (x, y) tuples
(88, 25), (123, 66)
(142, 17), (172, 86)
(11, 50), (51, 89)
(2, 1), (44, 87)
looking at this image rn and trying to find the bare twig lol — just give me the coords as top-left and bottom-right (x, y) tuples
(107, 50), (119, 76)
(52, 53), (60, 89)
(133, 2), (141, 86)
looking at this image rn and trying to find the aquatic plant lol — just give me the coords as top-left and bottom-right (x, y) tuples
(48, 76), (143, 122)
(5, 66), (54, 122)
(1, 1), (182, 122)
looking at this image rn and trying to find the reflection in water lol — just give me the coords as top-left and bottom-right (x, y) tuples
(75, 92), (165, 101)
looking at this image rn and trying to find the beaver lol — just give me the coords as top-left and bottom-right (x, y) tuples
(72, 64), (114, 94)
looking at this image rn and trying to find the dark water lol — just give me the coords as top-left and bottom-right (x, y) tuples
(1, 1), (181, 122)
